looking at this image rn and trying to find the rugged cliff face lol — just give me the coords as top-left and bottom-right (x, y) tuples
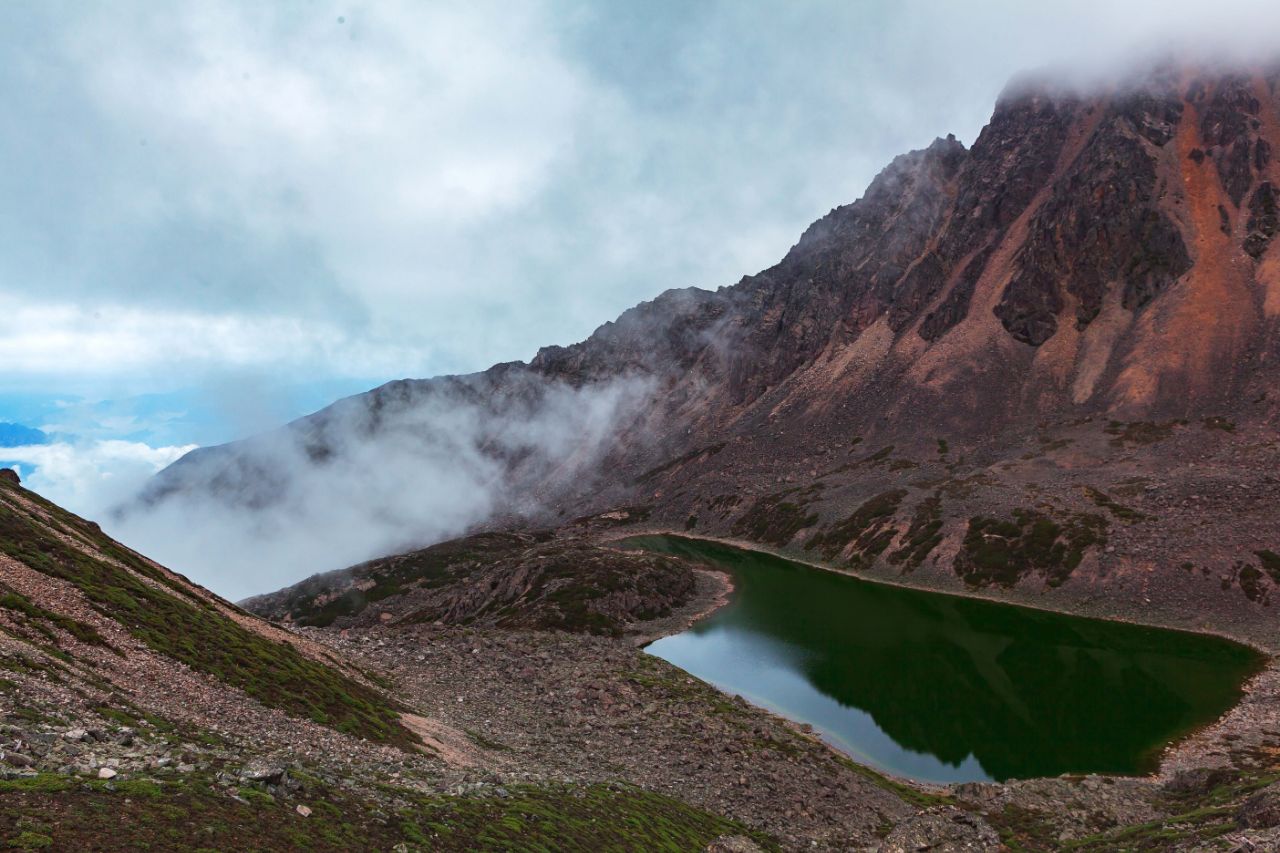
(133, 64), (1280, 632)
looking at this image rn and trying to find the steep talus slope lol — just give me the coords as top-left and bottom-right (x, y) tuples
(135, 64), (1280, 636)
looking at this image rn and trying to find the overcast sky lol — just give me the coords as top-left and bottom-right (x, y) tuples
(3, 0), (1280, 518)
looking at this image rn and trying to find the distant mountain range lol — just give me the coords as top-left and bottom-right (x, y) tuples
(0, 423), (47, 447)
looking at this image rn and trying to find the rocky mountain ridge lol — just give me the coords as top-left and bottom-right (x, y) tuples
(131, 63), (1280, 639)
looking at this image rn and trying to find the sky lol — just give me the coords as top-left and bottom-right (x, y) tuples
(3, 0), (1280, 537)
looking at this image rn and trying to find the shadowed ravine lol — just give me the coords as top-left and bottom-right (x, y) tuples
(624, 535), (1265, 784)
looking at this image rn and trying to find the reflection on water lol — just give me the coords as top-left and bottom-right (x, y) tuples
(628, 535), (1263, 783)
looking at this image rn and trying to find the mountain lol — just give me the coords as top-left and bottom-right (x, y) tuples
(0, 424), (46, 447)
(132, 63), (1280, 635)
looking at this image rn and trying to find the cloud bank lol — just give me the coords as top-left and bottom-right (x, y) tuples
(6, 0), (1278, 395)
(110, 374), (652, 600)
(1, 440), (195, 519)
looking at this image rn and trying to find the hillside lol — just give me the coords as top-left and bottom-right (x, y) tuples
(12, 466), (1280, 849)
(1, 469), (928, 850)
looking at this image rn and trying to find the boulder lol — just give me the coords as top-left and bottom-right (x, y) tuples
(1, 752), (35, 768)
(238, 759), (285, 785)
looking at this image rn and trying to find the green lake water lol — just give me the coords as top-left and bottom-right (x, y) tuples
(623, 535), (1265, 783)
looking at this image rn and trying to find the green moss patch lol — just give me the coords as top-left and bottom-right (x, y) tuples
(1202, 416), (1236, 432)
(274, 533), (696, 637)
(954, 510), (1107, 588)
(0, 589), (113, 653)
(634, 442), (727, 484)
(1104, 420), (1184, 447)
(1254, 550), (1280, 583)
(731, 485), (824, 547)
(1082, 487), (1150, 523)
(410, 782), (776, 852)
(0, 773), (774, 852)
(805, 490), (906, 568)
(887, 494), (944, 571)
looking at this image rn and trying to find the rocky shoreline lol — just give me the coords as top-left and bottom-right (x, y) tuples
(626, 567), (734, 647)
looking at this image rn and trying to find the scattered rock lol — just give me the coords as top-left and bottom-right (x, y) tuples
(296, 804), (312, 817)
(97, 767), (117, 780)
(1164, 766), (1234, 797)
(1238, 782), (1280, 828)
(880, 806), (1001, 852)
(705, 836), (764, 852)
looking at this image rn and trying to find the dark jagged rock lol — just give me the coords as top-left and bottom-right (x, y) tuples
(1244, 181), (1278, 258)
(918, 245), (994, 342)
(1200, 74), (1262, 206)
(996, 107), (1191, 343)
(0, 468), (19, 486)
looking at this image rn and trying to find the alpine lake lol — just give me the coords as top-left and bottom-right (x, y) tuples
(620, 535), (1265, 784)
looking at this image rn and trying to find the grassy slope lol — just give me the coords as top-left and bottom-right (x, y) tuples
(0, 774), (775, 852)
(0, 477), (413, 747)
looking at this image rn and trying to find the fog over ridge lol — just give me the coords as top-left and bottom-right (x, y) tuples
(112, 373), (655, 600)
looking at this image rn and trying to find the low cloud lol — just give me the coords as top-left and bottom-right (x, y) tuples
(110, 374), (652, 600)
(0, 440), (196, 518)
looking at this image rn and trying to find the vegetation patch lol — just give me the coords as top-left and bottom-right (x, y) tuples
(269, 533), (697, 637)
(731, 485), (824, 547)
(0, 767), (777, 852)
(1104, 419), (1184, 446)
(707, 494), (741, 518)
(1254, 550), (1280, 584)
(954, 510), (1107, 588)
(805, 490), (906, 568)
(987, 803), (1059, 852)
(409, 782), (777, 852)
(1237, 562), (1268, 604)
(1202, 416), (1236, 432)
(0, 589), (114, 653)
(886, 494), (944, 571)
(634, 442), (727, 484)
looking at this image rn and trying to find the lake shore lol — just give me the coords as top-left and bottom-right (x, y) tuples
(606, 529), (1279, 787)
(625, 566), (735, 647)
(605, 527), (1278, 654)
